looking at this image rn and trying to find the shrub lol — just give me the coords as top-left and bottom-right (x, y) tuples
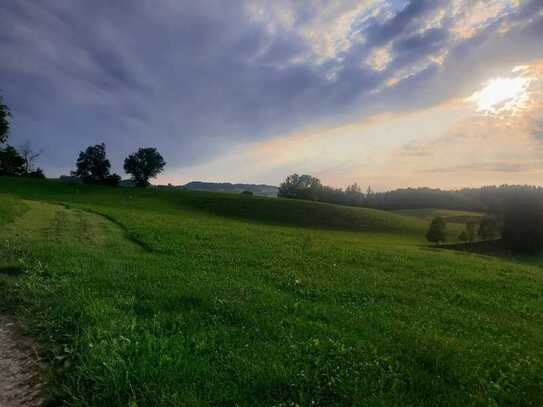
(458, 230), (468, 242)
(426, 217), (446, 245)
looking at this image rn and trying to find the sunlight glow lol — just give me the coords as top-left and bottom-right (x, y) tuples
(468, 74), (534, 116)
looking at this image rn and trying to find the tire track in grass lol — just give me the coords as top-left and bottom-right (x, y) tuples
(0, 200), (145, 255)
(0, 199), (147, 405)
(64, 205), (153, 253)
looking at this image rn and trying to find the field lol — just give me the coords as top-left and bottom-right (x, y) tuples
(1, 177), (542, 406)
(393, 208), (483, 223)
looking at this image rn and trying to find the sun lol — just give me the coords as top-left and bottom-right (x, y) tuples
(468, 74), (534, 116)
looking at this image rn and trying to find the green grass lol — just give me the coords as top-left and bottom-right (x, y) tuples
(1, 177), (542, 406)
(393, 208), (483, 223)
(393, 208), (485, 242)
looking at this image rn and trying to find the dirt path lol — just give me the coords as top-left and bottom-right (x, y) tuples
(0, 315), (45, 407)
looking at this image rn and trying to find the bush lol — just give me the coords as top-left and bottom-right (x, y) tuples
(426, 217), (446, 245)
(26, 168), (46, 179)
(103, 174), (121, 187)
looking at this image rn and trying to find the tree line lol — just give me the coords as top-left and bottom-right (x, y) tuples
(278, 174), (371, 207)
(279, 173), (543, 215)
(0, 95), (165, 187)
(368, 185), (543, 213)
(280, 173), (543, 254)
(425, 194), (543, 255)
(0, 96), (45, 178)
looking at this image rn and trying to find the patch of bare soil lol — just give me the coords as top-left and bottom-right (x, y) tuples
(0, 315), (45, 407)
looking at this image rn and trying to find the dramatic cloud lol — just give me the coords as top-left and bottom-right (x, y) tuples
(1, 0), (542, 186)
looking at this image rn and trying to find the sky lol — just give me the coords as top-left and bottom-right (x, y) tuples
(1, 0), (542, 190)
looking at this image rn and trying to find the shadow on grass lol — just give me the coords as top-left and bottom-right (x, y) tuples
(0, 266), (25, 276)
(436, 239), (510, 257)
(435, 240), (543, 267)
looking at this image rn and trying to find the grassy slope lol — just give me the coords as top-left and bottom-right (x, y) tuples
(393, 208), (483, 223)
(0, 177), (427, 235)
(1, 177), (542, 406)
(393, 208), (485, 241)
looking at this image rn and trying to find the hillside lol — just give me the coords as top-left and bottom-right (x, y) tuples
(1, 176), (542, 406)
(393, 208), (484, 223)
(0, 177), (426, 237)
(181, 181), (279, 197)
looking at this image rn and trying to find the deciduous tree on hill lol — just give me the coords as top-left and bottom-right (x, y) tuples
(0, 95), (10, 144)
(278, 174), (322, 201)
(124, 147), (166, 187)
(0, 98), (46, 178)
(345, 182), (365, 206)
(19, 140), (43, 174)
(458, 230), (468, 242)
(426, 217), (447, 245)
(74, 143), (120, 186)
(0, 145), (25, 176)
(0, 145), (26, 176)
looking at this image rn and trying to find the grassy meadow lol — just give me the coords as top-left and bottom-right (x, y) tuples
(1, 176), (542, 406)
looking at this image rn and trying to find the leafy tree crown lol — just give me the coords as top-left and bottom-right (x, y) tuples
(73, 143), (119, 186)
(124, 147), (166, 187)
(426, 217), (447, 244)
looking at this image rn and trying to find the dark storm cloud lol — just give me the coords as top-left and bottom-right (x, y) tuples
(0, 0), (542, 178)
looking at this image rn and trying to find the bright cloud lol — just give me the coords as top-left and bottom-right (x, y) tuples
(468, 70), (536, 116)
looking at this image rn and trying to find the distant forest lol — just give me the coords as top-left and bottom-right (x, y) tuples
(278, 174), (543, 214)
(370, 185), (543, 213)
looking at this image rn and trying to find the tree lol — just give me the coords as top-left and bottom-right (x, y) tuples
(365, 185), (375, 207)
(0, 95), (10, 144)
(502, 194), (543, 254)
(278, 174), (322, 200)
(345, 182), (364, 206)
(426, 217), (447, 245)
(458, 230), (468, 242)
(19, 140), (43, 173)
(466, 222), (477, 243)
(0, 145), (25, 176)
(478, 216), (499, 240)
(124, 147), (166, 187)
(103, 173), (121, 186)
(74, 143), (120, 186)
(27, 168), (46, 179)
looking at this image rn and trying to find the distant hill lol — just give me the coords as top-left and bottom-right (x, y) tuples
(181, 181), (278, 197)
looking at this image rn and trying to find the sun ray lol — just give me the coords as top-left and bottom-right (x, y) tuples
(468, 72), (535, 116)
